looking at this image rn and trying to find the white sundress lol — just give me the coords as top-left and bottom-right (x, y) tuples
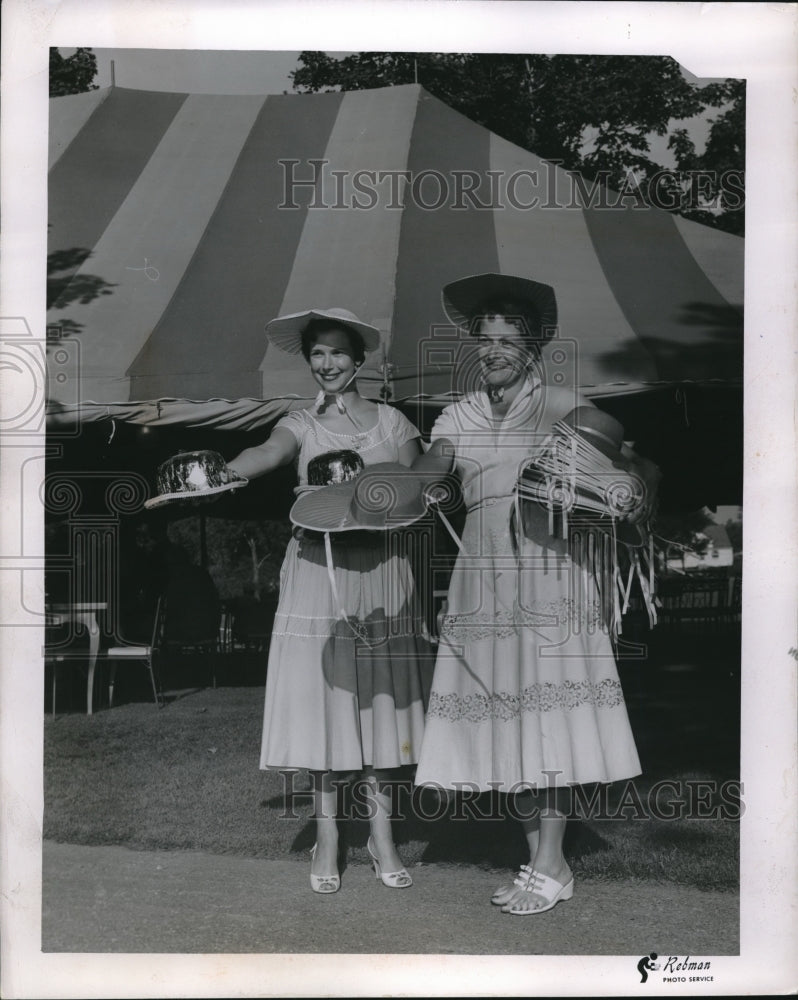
(414, 379), (642, 792)
(260, 404), (435, 772)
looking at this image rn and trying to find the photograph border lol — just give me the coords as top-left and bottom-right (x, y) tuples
(2, 1), (797, 996)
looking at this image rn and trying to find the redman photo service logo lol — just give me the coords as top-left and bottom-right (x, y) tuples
(637, 953), (714, 985)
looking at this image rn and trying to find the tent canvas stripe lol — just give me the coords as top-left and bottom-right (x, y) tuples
(131, 92), (343, 402)
(48, 94), (267, 404)
(390, 90), (500, 399)
(45, 85), (745, 410)
(47, 88), (188, 309)
(672, 214), (744, 306)
(259, 86), (420, 400)
(489, 133), (658, 389)
(127, 93), (345, 401)
(583, 201), (742, 382)
(48, 88), (110, 171)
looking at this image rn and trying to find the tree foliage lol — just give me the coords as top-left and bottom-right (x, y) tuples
(291, 52), (744, 234)
(655, 508), (715, 561)
(167, 517), (292, 601)
(49, 47), (99, 96)
(667, 79), (745, 234)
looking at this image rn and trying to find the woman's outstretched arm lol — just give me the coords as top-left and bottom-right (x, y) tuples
(226, 426), (298, 481)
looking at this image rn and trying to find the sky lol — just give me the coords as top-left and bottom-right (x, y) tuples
(81, 47), (718, 166)
(91, 48), (302, 94)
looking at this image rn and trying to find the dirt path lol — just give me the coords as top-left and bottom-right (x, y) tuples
(42, 840), (738, 956)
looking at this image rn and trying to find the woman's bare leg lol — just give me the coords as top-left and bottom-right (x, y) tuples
(492, 792), (541, 904)
(310, 769), (339, 875)
(363, 768), (405, 873)
(503, 787), (572, 913)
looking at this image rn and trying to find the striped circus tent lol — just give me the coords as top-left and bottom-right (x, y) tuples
(47, 83), (743, 433)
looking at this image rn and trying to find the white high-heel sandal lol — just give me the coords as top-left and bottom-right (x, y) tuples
(367, 837), (413, 888)
(309, 843), (340, 894)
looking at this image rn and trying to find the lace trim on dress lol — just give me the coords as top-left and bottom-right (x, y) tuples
(427, 677), (626, 722)
(440, 597), (606, 641)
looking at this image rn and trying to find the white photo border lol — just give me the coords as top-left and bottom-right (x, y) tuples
(1, 1), (797, 996)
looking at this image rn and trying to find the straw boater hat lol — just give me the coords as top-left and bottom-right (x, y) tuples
(290, 458), (433, 533)
(517, 406), (650, 548)
(442, 273), (558, 338)
(265, 307), (382, 355)
(561, 406), (629, 465)
(144, 450), (247, 510)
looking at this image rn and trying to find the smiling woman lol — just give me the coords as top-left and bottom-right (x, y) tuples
(302, 320), (367, 401)
(412, 271), (654, 917)
(218, 306), (434, 896)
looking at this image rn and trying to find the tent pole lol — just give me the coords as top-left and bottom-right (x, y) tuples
(199, 511), (208, 569)
(379, 345), (393, 402)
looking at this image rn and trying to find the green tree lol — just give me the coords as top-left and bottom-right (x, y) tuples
(291, 52), (743, 234)
(667, 79), (745, 234)
(49, 47), (98, 96)
(654, 508), (715, 565)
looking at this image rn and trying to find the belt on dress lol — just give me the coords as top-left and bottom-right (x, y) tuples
(465, 494), (515, 513)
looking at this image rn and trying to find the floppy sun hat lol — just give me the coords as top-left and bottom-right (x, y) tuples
(144, 450), (247, 510)
(265, 307), (382, 355)
(516, 406), (660, 637)
(290, 452), (435, 647)
(517, 406), (648, 546)
(442, 273), (558, 338)
(291, 460), (433, 533)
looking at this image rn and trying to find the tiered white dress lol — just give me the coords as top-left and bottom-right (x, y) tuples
(414, 379), (642, 792)
(260, 404), (434, 773)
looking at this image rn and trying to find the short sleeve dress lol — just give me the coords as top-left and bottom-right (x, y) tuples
(260, 404), (435, 773)
(414, 378), (642, 791)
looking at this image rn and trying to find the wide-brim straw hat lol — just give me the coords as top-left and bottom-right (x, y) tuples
(442, 273), (558, 338)
(518, 406), (651, 547)
(561, 406), (627, 464)
(265, 307), (382, 355)
(291, 462), (432, 532)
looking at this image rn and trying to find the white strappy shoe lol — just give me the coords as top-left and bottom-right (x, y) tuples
(367, 837), (413, 889)
(502, 866), (574, 915)
(309, 843), (340, 894)
(491, 866), (535, 905)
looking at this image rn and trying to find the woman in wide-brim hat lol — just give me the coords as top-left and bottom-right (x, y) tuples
(412, 273), (658, 915)
(222, 306), (433, 894)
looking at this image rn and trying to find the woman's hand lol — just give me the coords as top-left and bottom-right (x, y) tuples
(221, 465), (248, 485)
(412, 438), (456, 479)
(613, 446), (662, 525)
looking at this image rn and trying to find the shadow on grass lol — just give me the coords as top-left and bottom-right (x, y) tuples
(45, 619), (741, 891)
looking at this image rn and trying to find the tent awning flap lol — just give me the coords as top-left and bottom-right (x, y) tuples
(46, 396), (299, 433)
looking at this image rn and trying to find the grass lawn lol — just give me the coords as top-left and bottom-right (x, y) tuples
(44, 628), (741, 892)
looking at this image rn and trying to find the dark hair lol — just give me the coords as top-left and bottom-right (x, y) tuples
(300, 319), (366, 365)
(472, 297), (543, 342)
